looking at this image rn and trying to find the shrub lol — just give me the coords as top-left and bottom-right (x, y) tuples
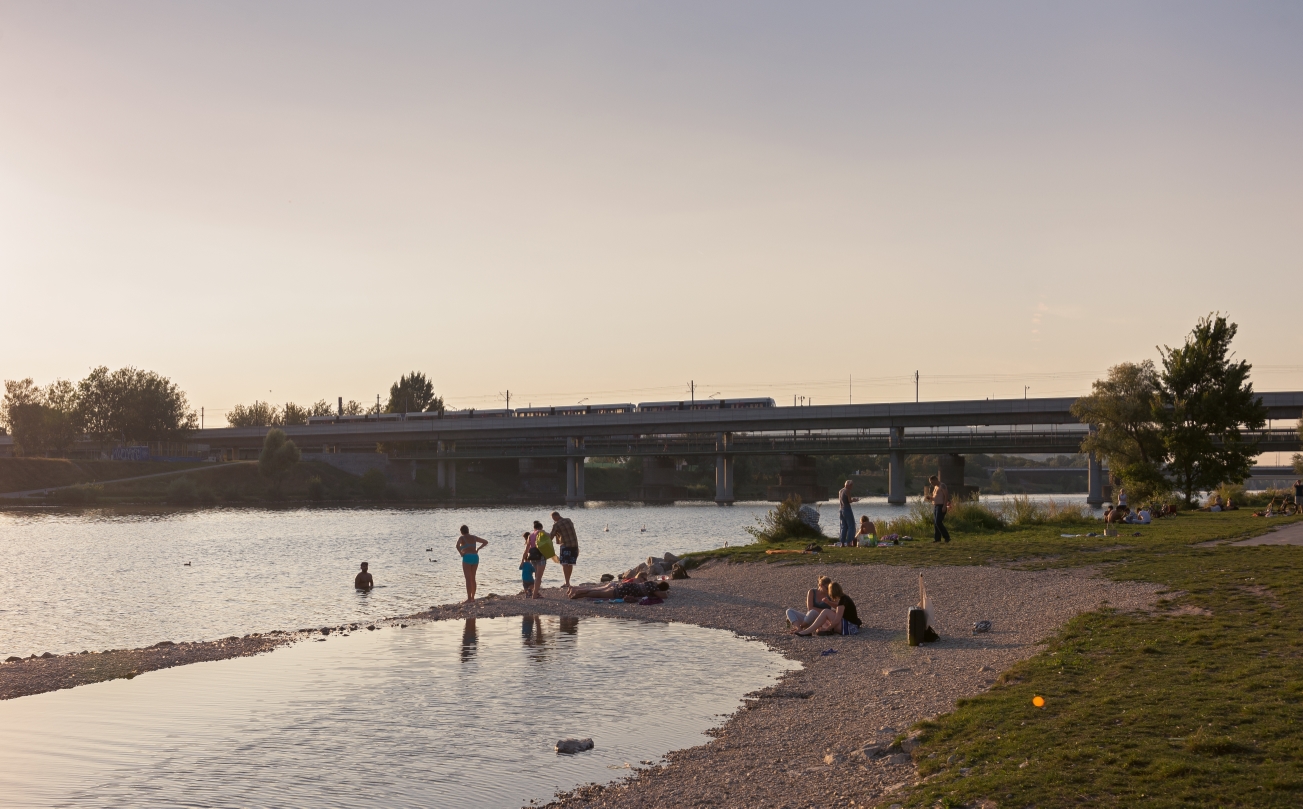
(306, 476), (325, 501)
(52, 484), (100, 505)
(359, 468), (387, 500)
(166, 476), (199, 505)
(746, 496), (825, 543)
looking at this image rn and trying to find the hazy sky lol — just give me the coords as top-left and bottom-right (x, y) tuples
(2, 2), (1301, 424)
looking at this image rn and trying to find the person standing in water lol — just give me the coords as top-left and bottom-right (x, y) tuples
(550, 511), (579, 587)
(838, 480), (858, 547)
(354, 561), (374, 590)
(530, 520), (554, 599)
(456, 525), (489, 604)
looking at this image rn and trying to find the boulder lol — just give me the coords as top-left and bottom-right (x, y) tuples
(556, 738), (595, 755)
(663, 552), (679, 564)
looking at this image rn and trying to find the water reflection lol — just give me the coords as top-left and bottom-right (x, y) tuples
(559, 615), (579, 636)
(460, 617), (478, 662)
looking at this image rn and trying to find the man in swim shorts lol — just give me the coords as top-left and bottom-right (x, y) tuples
(354, 562), (374, 590)
(551, 511), (579, 587)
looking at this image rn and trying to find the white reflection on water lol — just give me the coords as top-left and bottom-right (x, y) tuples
(0, 616), (795, 809)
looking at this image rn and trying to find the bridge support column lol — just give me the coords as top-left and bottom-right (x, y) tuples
(715, 432), (735, 505)
(888, 427), (906, 505)
(939, 453), (967, 499)
(566, 437), (585, 506)
(437, 441), (455, 495)
(1087, 451), (1104, 506)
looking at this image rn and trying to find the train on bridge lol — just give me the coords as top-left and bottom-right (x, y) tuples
(305, 398), (775, 425)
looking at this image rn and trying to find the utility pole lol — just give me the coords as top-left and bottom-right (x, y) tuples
(1025, 386), (1030, 400)
(201, 407), (204, 429)
(915, 371), (919, 403)
(690, 381), (694, 403)
(849, 375), (852, 405)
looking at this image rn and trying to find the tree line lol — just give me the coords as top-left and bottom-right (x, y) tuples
(225, 371), (444, 427)
(1, 367), (196, 456)
(1072, 314), (1267, 505)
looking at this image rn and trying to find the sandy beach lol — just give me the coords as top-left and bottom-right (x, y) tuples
(0, 560), (1161, 808)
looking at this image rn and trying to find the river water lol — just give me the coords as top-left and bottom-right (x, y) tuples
(0, 495), (1093, 658)
(0, 615), (795, 808)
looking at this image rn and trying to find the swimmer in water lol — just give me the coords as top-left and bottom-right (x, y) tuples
(456, 525), (489, 604)
(354, 561), (374, 590)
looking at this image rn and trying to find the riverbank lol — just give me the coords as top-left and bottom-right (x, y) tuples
(0, 559), (1160, 808)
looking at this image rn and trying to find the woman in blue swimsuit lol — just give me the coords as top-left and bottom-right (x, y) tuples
(456, 525), (490, 604)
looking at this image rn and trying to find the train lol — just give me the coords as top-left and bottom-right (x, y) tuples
(302, 397), (774, 424)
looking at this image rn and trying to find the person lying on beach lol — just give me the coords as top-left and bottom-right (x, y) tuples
(354, 562), (374, 590)
(565, 580), (669, 601)
(790, 582), (861, 636)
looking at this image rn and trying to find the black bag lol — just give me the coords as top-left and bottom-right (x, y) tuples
(923, 626), (940, 643)
(528, 547), (543, 561)
(907, 606), (927, 646)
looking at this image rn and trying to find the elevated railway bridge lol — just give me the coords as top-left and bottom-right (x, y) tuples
(191, 393), (1303, 506)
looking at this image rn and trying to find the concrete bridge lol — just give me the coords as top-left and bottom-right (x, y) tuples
(189, 392), (1303, 506)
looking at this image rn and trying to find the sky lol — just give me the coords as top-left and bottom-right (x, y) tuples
(1, 2), (1301, 424)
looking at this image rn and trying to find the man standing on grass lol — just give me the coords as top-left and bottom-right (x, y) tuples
(550, 510), (579, 587)
(838, 480), (858, 547)
(926, 475), (951, 543)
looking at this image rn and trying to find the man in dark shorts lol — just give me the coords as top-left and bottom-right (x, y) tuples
(354, 561), (374, 590)
(551, 510), (579, 586)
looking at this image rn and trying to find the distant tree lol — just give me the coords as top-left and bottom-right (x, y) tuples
(281, 402), (309, 426)
(990, 467), (1008, 493)
(308, 400), (335, 417)
(1072, 361), (1169, 502)
(2, 378), (83, 456)
(1155, 315), (1266, 505)
(342, 399), (366, 416)
(78, 366), (196, 443)
(258, 428), (301, 491)
(226, 401), (281, 428)
(386, 372), (442, 414)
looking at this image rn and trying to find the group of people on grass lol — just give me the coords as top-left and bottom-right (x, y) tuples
(453, 511), (580, 604)
(836, 475), (954, 547)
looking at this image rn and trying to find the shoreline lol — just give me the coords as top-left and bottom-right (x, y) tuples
(0, 560), (1161, 807)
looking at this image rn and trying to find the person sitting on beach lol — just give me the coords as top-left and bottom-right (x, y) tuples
(565, 580), (669, 601)
(807, 575), (833, 612)
(854, 516), (877, 547)
(354, 562), (374, 590)
(1136, 507), (1152, 524)
(1104, 505), (1128, 536)
(790, 581), (862, 636)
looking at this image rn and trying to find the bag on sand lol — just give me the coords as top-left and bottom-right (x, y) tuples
(907, 606), (927, 646)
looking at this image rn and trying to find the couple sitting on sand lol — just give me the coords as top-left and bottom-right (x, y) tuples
(785, 575), (862, 636)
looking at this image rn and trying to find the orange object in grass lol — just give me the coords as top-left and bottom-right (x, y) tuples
(1032, 695), (1046, 708)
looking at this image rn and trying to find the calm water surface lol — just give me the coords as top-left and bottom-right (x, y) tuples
(0, 615), (796, 808)
(0, 496), (1093, 657)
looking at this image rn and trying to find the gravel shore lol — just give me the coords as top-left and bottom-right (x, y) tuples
(0, 560), (1161, 808)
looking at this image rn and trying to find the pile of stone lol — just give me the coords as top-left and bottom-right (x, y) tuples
(617, 552), (689, 581)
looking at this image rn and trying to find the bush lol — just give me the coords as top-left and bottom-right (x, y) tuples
(52, 484), (100, 505)
(359, 468), (387, 500)
(746, 496), (825, 543)
(166, 476), (199, 505)
(306, 476), (325, 501)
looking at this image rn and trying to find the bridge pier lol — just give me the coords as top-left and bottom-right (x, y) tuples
(566, 437), (586, 505)
(1086, 451), (1104, 505)
(939, 453), (969, 499)
(437, 441), (456, 495)
(715, 432), (735, 505)
(888, 427), (906, 505)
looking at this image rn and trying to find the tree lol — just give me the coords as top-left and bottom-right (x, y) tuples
(1072, 361), (1169, 501)
(258, 428), (301, 490)
(281, 402), (309, 426)
(342, 399), (366, 416)
(2, 378), (83, 456)
(227, 401), (281, 427)
(1155, 315), (1266, 505)
(308, 400), (335, 417)
(386, 372), (442, 414)
(78, 366), (196, 443)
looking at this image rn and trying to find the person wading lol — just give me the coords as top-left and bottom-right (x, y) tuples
(456, 525), (489, 604)
(354, 561), (374, 590)
(926, 474), (951, 543)
(838, 479), (858, 547)
(550, 510), (579, 587)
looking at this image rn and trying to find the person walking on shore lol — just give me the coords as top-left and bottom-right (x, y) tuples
(837, 480), (858, 547)
(456, 525), (489, 604)
(550, 510), (579, 587)
(530, 520), (554, 599)
(926, 475), (951, 543)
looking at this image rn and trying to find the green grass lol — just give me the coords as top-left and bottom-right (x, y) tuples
(686, 511), (1303, 807)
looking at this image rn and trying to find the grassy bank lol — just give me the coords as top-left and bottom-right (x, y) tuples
(693, 508), (1303, 807)
(0, 458), (209, 493)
